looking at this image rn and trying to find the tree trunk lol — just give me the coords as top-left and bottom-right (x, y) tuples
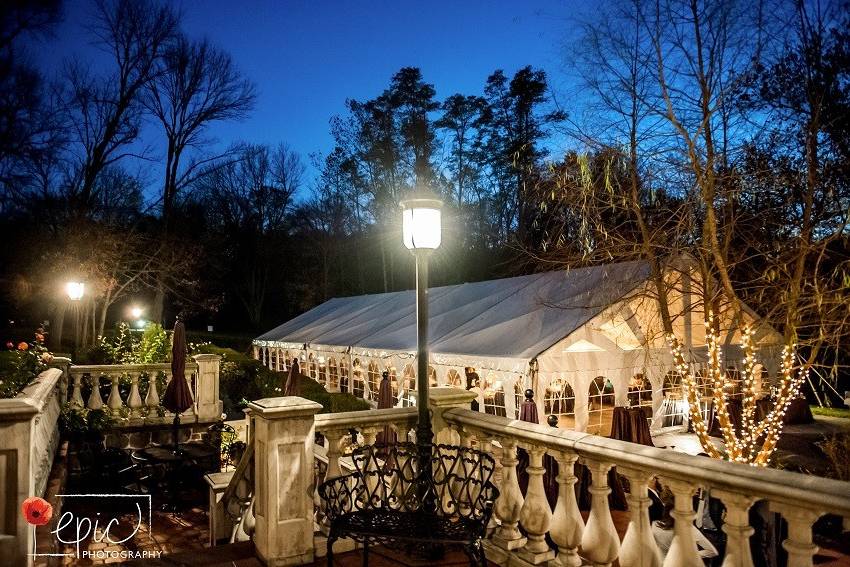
(51, 301), (66, 351)
(151, 281), (165, 325)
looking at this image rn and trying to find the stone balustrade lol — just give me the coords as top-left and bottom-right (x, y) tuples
(245, 388), (850, 567)
(0, 361), (69, 567)
(65, 354), (222, 425)
(439, 405), (850, 567)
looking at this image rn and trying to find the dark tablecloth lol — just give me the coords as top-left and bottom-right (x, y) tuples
(610, 406), (655, 447)
(783, 397), (813, 425)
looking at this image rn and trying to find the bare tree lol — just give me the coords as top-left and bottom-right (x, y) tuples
(145, 34), (255, 228)
(64, 0), (177, 209)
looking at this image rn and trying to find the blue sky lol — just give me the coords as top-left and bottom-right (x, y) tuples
(33, 0), (583, 196)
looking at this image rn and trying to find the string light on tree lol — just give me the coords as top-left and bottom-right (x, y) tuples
(666, 311), (807, 467)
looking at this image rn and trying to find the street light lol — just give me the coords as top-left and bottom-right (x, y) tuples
(65, 281), (85, 351)
(130, 306), (143, 319)
(66, 282), (85, 301)
(400, 193), (442, 492)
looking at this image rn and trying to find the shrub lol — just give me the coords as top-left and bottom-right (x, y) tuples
(217, 354), (370, 418)
(80, 322), (170, 365)
(59, 406), (117, 438)
(819, 434), (850, 481)
(0, 328), (53, 398)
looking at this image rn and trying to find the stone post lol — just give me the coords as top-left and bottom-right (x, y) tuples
(248, 397), (323, 566)
(193, 354), (223, 422)
(428, 386), (477, 445)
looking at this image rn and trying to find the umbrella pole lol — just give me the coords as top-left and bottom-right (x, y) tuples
(172, 414), (180, 453)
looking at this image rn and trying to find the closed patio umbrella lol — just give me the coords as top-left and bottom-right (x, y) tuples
(517, 389), (538, 495)
(162, 318), (193, 453)
(516, 390), (559, 509)
(376, 371), (397, 448)
(283, 358), (300, 396)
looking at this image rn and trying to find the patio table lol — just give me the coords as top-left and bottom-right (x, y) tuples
(135, 442), (218, 510)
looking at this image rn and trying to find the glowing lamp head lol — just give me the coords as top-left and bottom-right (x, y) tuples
(130, 306), (143, 319)
(66, 282), (85, 301)
(400, 196), (442, 250)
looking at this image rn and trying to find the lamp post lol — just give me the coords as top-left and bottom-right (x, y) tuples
(66, 281), (85, 351)
(400, 194), (442, 495)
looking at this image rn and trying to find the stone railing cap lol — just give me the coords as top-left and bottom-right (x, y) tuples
(192, 353), (222, 361)
(428, 386), (478, 407)
(315, 406), (417, 432)
(248, 396), (323, 419)
(205, 471), (234, 490)
(0, 367), (63, 420)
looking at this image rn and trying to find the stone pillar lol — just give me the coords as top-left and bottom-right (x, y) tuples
(428, 386), (478, 445)
(193, 354), (223, 422)
(249, 397), (323, 566)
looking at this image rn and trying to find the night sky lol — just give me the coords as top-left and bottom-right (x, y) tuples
(32, 0), (580, 195)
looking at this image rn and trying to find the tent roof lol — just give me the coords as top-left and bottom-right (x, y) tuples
(255, 261), (651, 361)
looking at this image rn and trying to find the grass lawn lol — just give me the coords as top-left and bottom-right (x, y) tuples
(811, 405), (850, 419)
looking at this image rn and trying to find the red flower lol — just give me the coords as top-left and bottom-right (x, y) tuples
(35, 333), (45, 343)
(5, 341), (12, 349)
(17, 342), (28, 351)
(21, 497), (52, 526)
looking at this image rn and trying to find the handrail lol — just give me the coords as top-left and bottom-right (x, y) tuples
(443, 407), (850, 517)
(68, 361), (199, 374)
(314, 406), (416, 431)
(222, 442), (255, 508)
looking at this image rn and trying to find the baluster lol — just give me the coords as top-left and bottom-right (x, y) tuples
(482, 436), (501, 536)
(661, 478), (702, 567)
(492, 438), (527, 551)
(318, 428), (345, 534)
(145, 372), (160, 411)
(619, 467), (662, 567)
(581, 459), (620, 567)
(550, 452), (584, 567)
(70, 373), (84, 408)
(87, 374), (104, 410)
(713, 490), (755, 567)
(59, 372), (68, 404)
(517, 445), (555, 563)
(361, 426), (378, 446)
(323, 429), (345, 481)
(127, 372), (143, 417)
(186, 371), (196, 415)
(107, 373), (123, 414)
(772, 505), (823, 567)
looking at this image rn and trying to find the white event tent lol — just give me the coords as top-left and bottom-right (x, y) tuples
(253, 260), (781, 434)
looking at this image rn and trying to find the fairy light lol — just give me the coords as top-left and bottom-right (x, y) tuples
(668, 314), (806, 467)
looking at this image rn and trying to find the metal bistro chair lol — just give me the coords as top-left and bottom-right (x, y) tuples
(319, 442), (499, 567)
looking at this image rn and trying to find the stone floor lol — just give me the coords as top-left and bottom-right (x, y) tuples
(115, 541), (497, 566)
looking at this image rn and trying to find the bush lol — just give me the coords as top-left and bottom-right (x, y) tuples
(819, 434), (850, 481)
(79, 322), (171, 365)
(1, 328), (53, 398)
(59, 406), (117, 438)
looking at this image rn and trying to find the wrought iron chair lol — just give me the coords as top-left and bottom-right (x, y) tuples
(319, 442), (499, 567)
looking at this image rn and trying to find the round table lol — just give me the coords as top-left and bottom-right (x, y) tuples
(134, 443), (219, 511)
